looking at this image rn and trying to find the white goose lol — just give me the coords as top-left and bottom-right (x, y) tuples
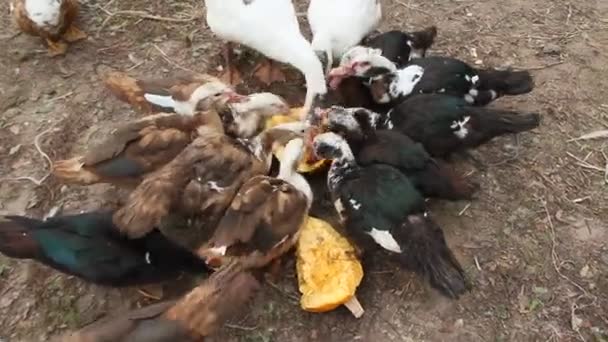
(204, 0), (327, 117)
(307, 0), (382, 75)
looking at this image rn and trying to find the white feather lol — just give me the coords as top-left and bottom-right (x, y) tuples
(367, 227), (402, 253)
(208, 245), (227, 256)
(450, 115), (471, 139)
(349, 198), (362, 210)
(205, 0), (326, 106)
(388, 65), (425, 99)
(25, 0), (62, 28)
(278, 138), (314, 207)
(207, 181), (225, 192)
(308, 0), (382, 59)
(143, 93), (176, 110)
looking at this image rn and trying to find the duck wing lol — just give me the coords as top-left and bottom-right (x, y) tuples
(201, 176), (308, 267)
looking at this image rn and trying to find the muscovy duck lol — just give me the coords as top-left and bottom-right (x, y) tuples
(198, 138), (313, 269)
(368, 56), (534, 106)
(313, 132), (470, 298)
(363, 26), (438, 67)
(321, 106), (476, 200)
(347, 94), (541, 159)
(0, 211), (209, 287)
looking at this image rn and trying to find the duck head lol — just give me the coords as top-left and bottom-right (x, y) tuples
(323, 106), (382, 134)
(407, 26), (438, 60)
(368, 65), (425, 104)
(233, 92), (290, 118)
(193, 81), (247, 112)
(212, 92), (289, 138)
(328, 46), (397, 90)
(312, 132), (354, 161)
(263, 121), (313, 154)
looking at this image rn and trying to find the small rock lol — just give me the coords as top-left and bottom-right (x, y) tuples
(454, 318), (465, 328)
(310, 329), (318, 339)
(579, 265), (593, 278)
(9, 144), (21, 155)
(3, 107), (21, 119)
(533, 286), (551, 301)
(542, 44), (561, 56)
(9, 125), (20, 135)
(475, 59), (483, 65)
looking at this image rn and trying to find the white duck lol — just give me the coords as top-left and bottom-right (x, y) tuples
(307, 0), (382, 75)
(204, 0), (327, 116)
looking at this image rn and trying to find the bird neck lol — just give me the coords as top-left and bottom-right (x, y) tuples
(279, 167), (313, 208)
(284, 37), (327, 112)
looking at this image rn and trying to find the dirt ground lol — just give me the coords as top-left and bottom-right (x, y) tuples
(0, 0), (607, 341)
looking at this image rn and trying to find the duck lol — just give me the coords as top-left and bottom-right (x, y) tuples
(362, 26), (438, 67)
(198, 138), (313, 269)
(102, 70), (244, 115)
(307, 0), (382, 74)
(112, 121), (312, 251)
(10, 0), (87, 56)
(0, 211), (209, 288)
(216, 92), (291, 138)
(321, 106), (476, 200)
(367, 56), (535, 106)
(60, 259), (261, 342)
(328, 46), (397, 90)
(325, 46), (397, 114)
(52, 109), (226, 186)
(312, 132), (470, 299)
(204, 0), (327, 116)
(354, 94), (541, 159)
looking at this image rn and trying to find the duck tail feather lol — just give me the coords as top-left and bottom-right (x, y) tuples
(475, 69), (534, 96)
(397, 214), (470, 298)
(0, 215), (43, 259)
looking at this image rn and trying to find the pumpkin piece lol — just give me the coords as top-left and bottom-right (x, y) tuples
(296, 216), (364, 317)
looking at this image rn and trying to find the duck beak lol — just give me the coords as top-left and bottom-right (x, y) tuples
(328, 65), (355, 90)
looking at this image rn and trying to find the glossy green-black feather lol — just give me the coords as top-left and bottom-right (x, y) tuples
(0, 212), (208, 286)
(354, 130), (475, 200)
(336, 163), (425, 236)
(387, 94), (540, 158)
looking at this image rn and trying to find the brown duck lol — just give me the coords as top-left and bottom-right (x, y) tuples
(57, 260), (261, 342)
(102, 71), (243, 115)
(52, 110), (225, 186)
(198, 138), (313, 269)
(112, 121), (312, 250)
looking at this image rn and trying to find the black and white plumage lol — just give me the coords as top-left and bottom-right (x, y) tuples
(326, 47), (397, 113)
(368, 56), (534, 106)
(313, 132), (469, 299)
(322, 106), (477, 201)
(363, 26), (438, 67)
(347, 94), (541, 159)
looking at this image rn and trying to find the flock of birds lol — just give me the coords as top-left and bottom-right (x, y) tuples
(3, 0), (542, 340)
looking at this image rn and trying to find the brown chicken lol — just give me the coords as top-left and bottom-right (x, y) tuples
(198, 138), (313, 269)
(57, 260), (261, 342)
(102, 71), (243, 115)
(112, 122), (312, 250)
(52, 110), (224, 186)
(10, 0), (87, 56)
